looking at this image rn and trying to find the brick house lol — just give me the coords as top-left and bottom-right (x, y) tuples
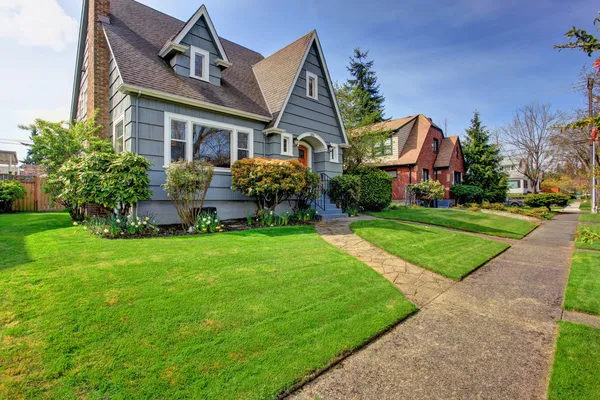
(361, 115), (465, 206)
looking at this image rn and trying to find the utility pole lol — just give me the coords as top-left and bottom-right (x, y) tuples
(589, 77), (598, 214)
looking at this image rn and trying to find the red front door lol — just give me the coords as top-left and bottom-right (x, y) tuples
(298, 145), (308, 168)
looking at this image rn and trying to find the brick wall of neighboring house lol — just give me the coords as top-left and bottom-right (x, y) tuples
(435, 141), (465, 199)
(87, 0), (111, 139)
(416, 126), (444, 183)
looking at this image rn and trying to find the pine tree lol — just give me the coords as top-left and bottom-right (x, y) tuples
(344, 48), (386, 127)
(462, 112), (508, 202)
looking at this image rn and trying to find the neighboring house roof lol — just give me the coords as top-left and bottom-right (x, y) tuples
(252, 31), (314, 123)
(103, 0), (271, 120)
(0, 150), (18, 166)
(433, 136), (460, 168)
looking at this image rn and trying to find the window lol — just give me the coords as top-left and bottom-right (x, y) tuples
(373, 136), (393, 156)
(386, 170), (398, 179)
(113, 116), (125, 153)
(170, 119), (187, 162)
(190, 46), (210, 82)
(306, 71), (318, 100)
(422, 168), (429, 181)
(433, 138), (439, 153)
(280, 133), (293, 156)
(164, 112), (253, 169)
(507, 180), (521, 189)
(329, 143), (339, 163)
(453, 171), (462, 184)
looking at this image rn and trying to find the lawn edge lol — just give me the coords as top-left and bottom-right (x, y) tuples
(277, 307), (419, 399)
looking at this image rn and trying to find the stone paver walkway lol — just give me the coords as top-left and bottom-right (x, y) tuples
(291, 208), (579, 400)
(315, 216), (455, 307)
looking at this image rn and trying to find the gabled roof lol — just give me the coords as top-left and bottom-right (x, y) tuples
(252, 31), (314, 120)
(102, 0), (271, 120)
(434, 136), (460, 168)
(166, 5), (229, 63)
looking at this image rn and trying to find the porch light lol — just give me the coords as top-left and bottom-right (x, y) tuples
(293, 138), (299, 146)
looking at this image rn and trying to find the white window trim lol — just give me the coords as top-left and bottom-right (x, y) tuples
(329, 143), (339, 163)
(306, 70), (318, 100)
(113, 114), (125, 152)
(189, 46), (210, 82)
(163, 112), (253, 172)
(281, 133), (293, 156)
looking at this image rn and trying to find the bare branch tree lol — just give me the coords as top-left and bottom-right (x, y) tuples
(499, 103), (564, 193)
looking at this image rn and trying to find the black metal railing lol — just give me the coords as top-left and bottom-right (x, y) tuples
(314, 173), (345, 211)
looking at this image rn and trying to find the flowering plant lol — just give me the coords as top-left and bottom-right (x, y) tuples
(195, 211), (223, 234)
(82, 213), (159, 238)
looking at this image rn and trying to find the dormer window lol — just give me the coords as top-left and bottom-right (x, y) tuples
(190, 46), (210, 82)
(306, 71), (318, 100)
(433, 138), (439, 153)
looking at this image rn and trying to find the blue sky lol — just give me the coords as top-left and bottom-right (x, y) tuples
(1, 0), (598, 160)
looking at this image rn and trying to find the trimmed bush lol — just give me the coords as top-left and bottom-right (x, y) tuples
(407, 180), (445, 207)
(350, 167), (392, 211)
(293, 168), (321, 212)
(451, 184), (484, 204)
(232, 158), (308, 214)
(163, 160), (215, 229)
(524, 193), (570, 211)
(329, 174), (361, 212)
(0, 179), (26, 213)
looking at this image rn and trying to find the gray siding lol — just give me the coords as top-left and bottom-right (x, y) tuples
(132, 96), (266, 202)
(108, 53), (132, 151)
(170, 15), (222, 86)
(278, 43), (345, 146)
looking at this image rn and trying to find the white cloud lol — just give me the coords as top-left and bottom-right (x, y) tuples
(0, 0), (78, 52)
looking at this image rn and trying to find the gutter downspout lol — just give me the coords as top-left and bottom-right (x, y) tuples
(133, 90), (141, 218)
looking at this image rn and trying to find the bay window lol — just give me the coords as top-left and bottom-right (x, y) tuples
(164, 112), (253, 169)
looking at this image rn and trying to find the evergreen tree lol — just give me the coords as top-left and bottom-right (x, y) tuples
(340, 48), (386, 128)
(462, 112), (508, 202)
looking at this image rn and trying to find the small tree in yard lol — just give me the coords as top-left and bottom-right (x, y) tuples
(407, 180), (445, 207)
(451, 184), (484, 204)
(0, 180), (26, 213)
(162, 160), (215, 229)
(524, 193), (570, 211)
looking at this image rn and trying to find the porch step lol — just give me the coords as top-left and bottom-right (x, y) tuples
(318, 210), (349, 220)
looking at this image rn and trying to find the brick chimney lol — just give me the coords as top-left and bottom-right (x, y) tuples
(86, 0), (111, 139)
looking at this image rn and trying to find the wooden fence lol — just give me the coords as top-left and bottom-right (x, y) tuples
(11, 176), (64, 212)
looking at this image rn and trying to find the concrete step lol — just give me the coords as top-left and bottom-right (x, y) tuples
(320, 212), (349, 220)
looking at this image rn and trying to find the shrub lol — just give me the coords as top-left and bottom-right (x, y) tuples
(481, 201), (491, 209)
(451, 184), (484, 204)
(329, 174), (361, 212)
(523, 193), (570, 211)
(293, 169), (321, 212)
(467, 203), (480, 212)
(163, 160), (214, 229)
(490, 203), (505, 211)
(231, 158), (308, 214)
(523, 208), (552, 220)
(56, 151), (152, 220)
(575, 226), (600, 245)
(350, 167), (392, 211)
(0, 180), (26, 213)
(195, 211), (223, 233)
(407, 180), (445, 207)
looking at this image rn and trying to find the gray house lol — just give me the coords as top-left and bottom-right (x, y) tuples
(71, 0), (348, 223)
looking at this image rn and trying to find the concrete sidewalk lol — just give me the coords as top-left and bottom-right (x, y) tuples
(291, 209), (579, 399)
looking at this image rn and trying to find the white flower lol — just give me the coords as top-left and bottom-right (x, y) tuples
(120, 232), (124, 235)
(116, 219), (121, 223)
(143, 221), (147, 225)
(104, 228), (109, 233)
(73, 222), (78, 226)
(136, 216), (140, 221)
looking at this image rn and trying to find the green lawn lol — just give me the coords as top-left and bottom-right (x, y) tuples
(370, 208), (539, 239)
(575, 224), (600, 251)
(0, 213), (416, 399)
(564, 251), (600, 315)
(350, 220), (509, 280)
(548, 321), (600, 400)
(579, 212), (600, 223)
(580, 199), (591, 210)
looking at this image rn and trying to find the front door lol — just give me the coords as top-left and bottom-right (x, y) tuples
(298, 145), (308, 168)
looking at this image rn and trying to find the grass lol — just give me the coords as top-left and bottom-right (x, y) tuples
(548, 321), (600, 400)
(575, 224), (600, 251)
(369, 208), (539, 239)
(564, 251), (600, 316)
(580, 199), (591, 210)
(579, 212), (600, 223)
(0, 213), (416, 399)
(350, 220), (509, 280)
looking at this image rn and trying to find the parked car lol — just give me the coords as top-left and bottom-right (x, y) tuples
(505, 198), (524, 207)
